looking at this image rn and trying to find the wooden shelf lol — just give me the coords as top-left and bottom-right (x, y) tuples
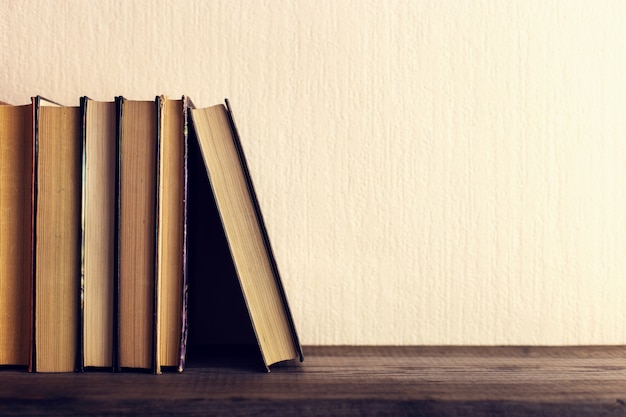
(1, 346), (626, 416)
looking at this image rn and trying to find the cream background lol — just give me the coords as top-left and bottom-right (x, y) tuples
(2, 0), (626, 345)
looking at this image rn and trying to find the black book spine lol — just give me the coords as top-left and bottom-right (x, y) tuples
(78, 96), (88, 373)
(151, 98), (159, 375)
(178, 96), (190, 373)
(113, 96), (123, 373)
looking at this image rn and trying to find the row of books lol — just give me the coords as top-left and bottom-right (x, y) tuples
(0, 96), (302, 373)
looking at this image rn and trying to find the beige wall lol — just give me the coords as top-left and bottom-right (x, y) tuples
(3, 0), (626, 345)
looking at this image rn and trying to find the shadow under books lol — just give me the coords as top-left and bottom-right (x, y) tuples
(185, 132), (285, 373)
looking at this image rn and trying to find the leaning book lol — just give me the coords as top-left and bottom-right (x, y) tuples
(189, 100), (303, 371)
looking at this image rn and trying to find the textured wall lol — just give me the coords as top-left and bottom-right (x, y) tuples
(2, 0), (626, 345)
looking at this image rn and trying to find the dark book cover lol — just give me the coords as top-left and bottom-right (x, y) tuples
(179, 96), (190, 372)
(78, 96), (87, 373)
(113, 96), (122, 373)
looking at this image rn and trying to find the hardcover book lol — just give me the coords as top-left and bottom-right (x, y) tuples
(189, 100), (303, 370)
(116, 97), (158, 371)
(0, 102), (33, 368)
(32, 96), (81, 373)
(154, 96), (189, 373)
(80, 97), (117, 371)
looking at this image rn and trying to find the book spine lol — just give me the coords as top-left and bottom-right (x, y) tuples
(78, 96), (88, 373)
(28, 97), (39, 372)
(151, 97), (159, 375)
(75, 100), (85, 373)
(150, 96), (158, 374)
(154, 96), (164, 375)
(178, 96), (190, 373)
(29, 96), (40, 372)
(113, 96), (123, 373)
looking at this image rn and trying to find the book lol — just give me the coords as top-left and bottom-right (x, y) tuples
(116, 97), (158, 371)
(0, 102), (33, 368)
(154, 96), (188, 373)
(189, 100), (303, 370)
(32, 96), (82, 372)
(79, 97), (117, 370)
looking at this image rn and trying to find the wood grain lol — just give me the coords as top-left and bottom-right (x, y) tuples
(1, 346), (626, 416)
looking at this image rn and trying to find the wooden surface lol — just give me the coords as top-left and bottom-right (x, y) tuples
(1, 346), (626, 416)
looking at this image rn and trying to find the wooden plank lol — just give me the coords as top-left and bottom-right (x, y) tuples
(1, 346), (626, 416)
